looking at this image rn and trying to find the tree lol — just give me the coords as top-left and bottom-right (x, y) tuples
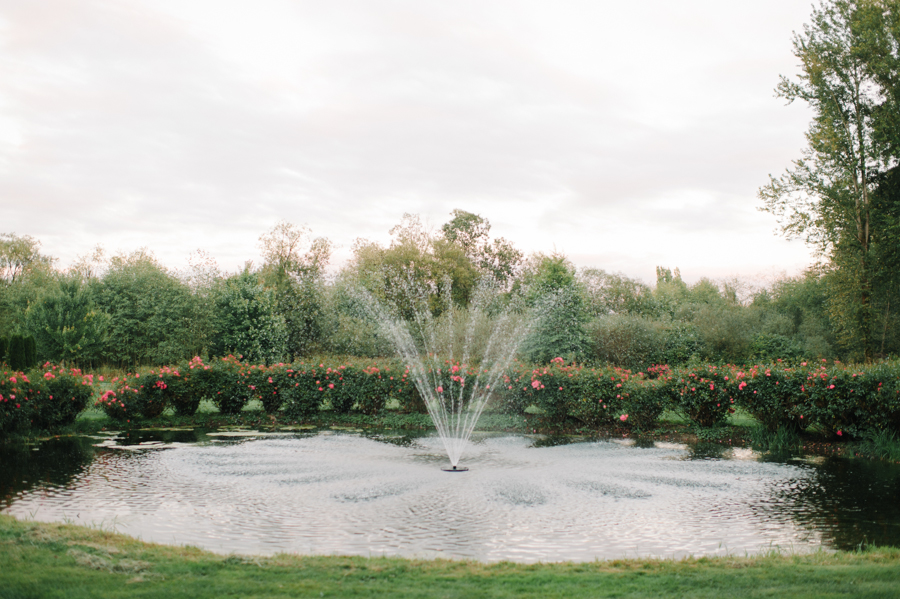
(211, 270), (288, 364)
(26, 276), (109, 366)
(258, 222), (332, 359)
(94, 250), (196, 365)
(258, 221), (332, 285)
(578, 268), (655, 317)
(518, 253), (590, 363)
(347, 213), (481, 315)
(440, 210), (523, 286)
(0, 233), (56, 338)
(759, 0), (899, 360)
(0, 233), (53, 285)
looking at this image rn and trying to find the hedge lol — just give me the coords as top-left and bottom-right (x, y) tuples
(4, 356), (900, 441)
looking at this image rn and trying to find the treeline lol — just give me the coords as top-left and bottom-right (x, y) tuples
(0, 208), (898, 371)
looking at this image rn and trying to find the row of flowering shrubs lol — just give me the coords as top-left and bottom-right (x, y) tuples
(94, 355), (424, 423)
(493, 358), (900, 438)
(4, 356), (900, 440)
(1, 363), (96, 435)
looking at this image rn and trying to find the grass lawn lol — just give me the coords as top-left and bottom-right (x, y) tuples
(2, 514), (899, 599)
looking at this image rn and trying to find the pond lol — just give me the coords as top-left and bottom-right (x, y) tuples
(2, 429), (899, 562)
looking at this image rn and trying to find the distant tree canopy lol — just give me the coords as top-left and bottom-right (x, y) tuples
(1, 201), (898, 369)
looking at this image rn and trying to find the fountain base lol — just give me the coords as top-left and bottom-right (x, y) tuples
(441, 465), (469, 472)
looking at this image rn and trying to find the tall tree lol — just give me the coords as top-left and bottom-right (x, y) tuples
(759, 0), (897, 359)
(258, 221), (332, 359)
(0, 233), (53, 285)
(0, 233), (56, 338)
(518, 253), (590, 363)
(440, 210), (523, 286)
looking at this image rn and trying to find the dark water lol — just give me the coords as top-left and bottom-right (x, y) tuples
(1, 430), (899, 562)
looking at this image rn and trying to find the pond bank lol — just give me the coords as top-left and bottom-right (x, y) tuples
(1, 514), (899, 598)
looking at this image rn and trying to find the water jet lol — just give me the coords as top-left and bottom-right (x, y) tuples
(362, 273), (534, 470)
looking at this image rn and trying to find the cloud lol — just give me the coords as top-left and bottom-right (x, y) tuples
(0, 0), (817, 283)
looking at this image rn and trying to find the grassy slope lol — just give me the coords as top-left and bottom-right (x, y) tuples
(2, 515), (899, 599)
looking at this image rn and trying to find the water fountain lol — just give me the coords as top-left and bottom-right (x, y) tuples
(362, 273), (534, 470)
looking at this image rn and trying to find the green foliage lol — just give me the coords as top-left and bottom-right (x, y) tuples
(25, 277), (109, 366)
(0, 369), (39, 434)
(519, 254), (590, 364)
(280, 364), (325, 420)
(257, 221), (332, 359)
(855, 429), (900, 462)
(208, 356), (253, 415)
(691, 304), (756, 363)
(668, 364), (733, 428)
(498, 360), (628, 425)
(31, 365), (94, 430)
(1, 366), (94, 434)
(748, 425), (803, 453)
(274, 277), (325, 359)
(7, 334), (37, 371)
(173, 357), (213, 416)
(94, 251), (197, 366)
(749, 333), (804, 362)
(588, 315), (700, 370)
(729, 364), (807, 432)
(621, 377), (667, 429)
(579, 268), (656, 317)
(0, 232), (53, 283)
(759, 0), (900, 360)
(212, 271), (288, 365)
(440, 209), (523, 286)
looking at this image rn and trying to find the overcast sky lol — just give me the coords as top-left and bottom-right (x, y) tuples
(0, 0), (820, 285)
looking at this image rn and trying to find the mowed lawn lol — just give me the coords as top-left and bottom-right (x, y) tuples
(1, 514), (899, 598)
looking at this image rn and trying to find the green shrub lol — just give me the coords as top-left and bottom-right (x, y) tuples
(847, 361), (900, 436)
(31, 365), (94, 429)
(329, 363), (378, 414)
(567, 366), (628, 427)
(7, 335), (37, 371)
(496, 361), (534, 415)
(246, 364), (297, 415)
(669, 364), (733, 427)
(729, 363), (807, 432)
(321, 364), (356, 413)
(620, 377), (667, 429)
(527, 360), (576, 424)
(281, 362), (325, 420)
(798, 362), (865, 438)
(176, 356), (217, 416)
(96, 379), (144, 421)
(209, 355), (253, 415)
(388, 368), (425, 414)
(0, 370), (39, 434)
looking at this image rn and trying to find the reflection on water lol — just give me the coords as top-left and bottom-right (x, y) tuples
(0, 437), (95, 506)
(1, 430), (899, 562)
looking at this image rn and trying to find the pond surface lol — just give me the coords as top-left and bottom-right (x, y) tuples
(2, 429), (899, 562)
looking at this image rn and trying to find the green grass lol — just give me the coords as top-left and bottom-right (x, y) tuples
(854, 429), (900, 463)
(1, 514), (899, 598)
(749, 425), (803, 453)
